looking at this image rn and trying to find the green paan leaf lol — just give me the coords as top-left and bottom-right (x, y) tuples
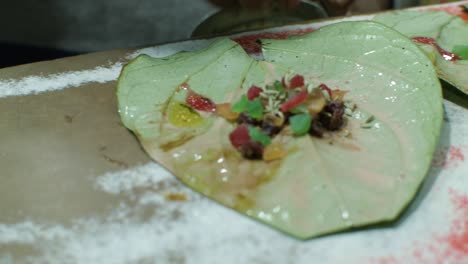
(117, 21), (442, 239)
(374, 10), (468, 94)
(117, 38), (255, 145)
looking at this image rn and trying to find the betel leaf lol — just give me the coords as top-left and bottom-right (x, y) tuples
(117, 38), (255, 144)
(117, 39), (239, 131)
(117, 21), (442, 239)
(259, 21), (441, 238)
(374, 10), (468, 94)
(372, 10), (454, 39)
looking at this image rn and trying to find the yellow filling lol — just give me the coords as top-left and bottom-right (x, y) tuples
(168, 102), (204, 127)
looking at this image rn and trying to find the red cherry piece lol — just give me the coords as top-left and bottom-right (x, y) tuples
(247, 85), (263, 101)
(289, 74), (305, 89)
(229, 125), (251, 149)
(280, 90), (308, 112)
(186, 92), (216, 112)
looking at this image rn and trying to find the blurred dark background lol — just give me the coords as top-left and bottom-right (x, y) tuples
(0, 0), (218, 68)
(1, 0), (424, 68)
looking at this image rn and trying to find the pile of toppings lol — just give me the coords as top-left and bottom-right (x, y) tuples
(218, 74), (349, 160)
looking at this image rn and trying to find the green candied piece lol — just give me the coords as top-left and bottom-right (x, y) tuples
(289, 113), (312, 136)
(231, 94), (250, 112)
(452, 45), (468, 60)
(245, 98), (264, 119)
(248, 127), (272, 146)
(231, 95), (264, 119)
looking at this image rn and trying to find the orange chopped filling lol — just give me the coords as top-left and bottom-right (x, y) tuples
(331, 89), (349, 101)
(216, 103), (239, 121)
(263, 143), (287, 161)
(165, 193), (188, 201)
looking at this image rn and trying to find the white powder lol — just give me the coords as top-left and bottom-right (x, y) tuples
(0, 103), (467, 263)
(0, 222), (70, 244)
(0, 39), (213, 99)
(2, 150), (465, 264)
(0, 63), (123, 98)
(95, 162), (173, 194)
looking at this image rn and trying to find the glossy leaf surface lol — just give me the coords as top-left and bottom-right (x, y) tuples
(374, 10), (468, 94)
(117, 22), (442, 238)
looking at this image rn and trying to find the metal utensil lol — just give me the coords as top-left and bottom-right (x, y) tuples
(191, 0), (328, 38)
